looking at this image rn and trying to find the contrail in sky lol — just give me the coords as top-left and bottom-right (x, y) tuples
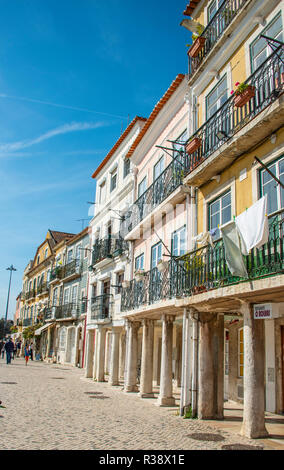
(0, 93), (128, 120)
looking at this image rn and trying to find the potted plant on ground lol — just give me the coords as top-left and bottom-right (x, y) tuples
(187, 24), (205, 58)
(231, 81), (255, 107)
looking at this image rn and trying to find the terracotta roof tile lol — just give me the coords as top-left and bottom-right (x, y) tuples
(125, 74), (185, 159)
(91, 115), (147, 179)
(183, 0), (202, 16)
(49, 230), (75, 244)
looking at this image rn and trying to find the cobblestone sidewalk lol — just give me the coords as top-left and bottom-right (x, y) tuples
(0, 358), (266, 450)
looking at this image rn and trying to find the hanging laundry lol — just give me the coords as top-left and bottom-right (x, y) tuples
(194, 231), (214, 248)
(235, 195), (269, 255)
(221, 221), (248, 278)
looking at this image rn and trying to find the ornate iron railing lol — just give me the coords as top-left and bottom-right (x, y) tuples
(50, 260), (81, 281)
(25, 289), (36, 300)
(121, 210), (284, 311)
(183, 46), (284, 173)
(23, 318), (33, 327)
(91, 236), (128, 266)
(53, 303), (79, 319)
(121, 159), (185, 235)
(37, 282), (49, 295)
(188, 0), (248, 77)
(90, 294), (113, 320)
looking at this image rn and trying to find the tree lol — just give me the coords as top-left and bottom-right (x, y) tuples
(0, 318), (14, 339)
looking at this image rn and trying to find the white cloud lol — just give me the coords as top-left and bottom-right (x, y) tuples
(0, 121), (107, 154)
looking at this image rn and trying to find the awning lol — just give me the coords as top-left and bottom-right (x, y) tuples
(34, 323), (51, 336)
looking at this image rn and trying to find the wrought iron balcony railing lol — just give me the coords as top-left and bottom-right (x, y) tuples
(183, 46), (284, 174)
(25, 289), (36, 300)
(23, 318), (33, 327)
(91, 237), (128, 266)
(90, 294), (113, 321)
(121, 210), (284, 311)
(188, 0), (248, 78)
(53, 303), (79, 320)
(121, 160), (185, 235)
(50, 260), (81, 281)
(37, 282), (49, 295)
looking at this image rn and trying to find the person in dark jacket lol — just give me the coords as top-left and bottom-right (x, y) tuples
(4, 338), (14, 364)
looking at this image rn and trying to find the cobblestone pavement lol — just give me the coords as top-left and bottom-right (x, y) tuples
(0, 358), (266, 450)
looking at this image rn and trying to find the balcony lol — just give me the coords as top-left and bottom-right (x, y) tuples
(121, 159), (187, 237)
(90, 294), (113, 321)
(53, 303), (79, 320)
(37, 282), (49, 296)
(91, 237), (128, 266)
(183, 46), (284, 186)
(121, 210), (284, 311)
(25, 289), (36, 300)
(188, 0), (248, 80)
(121, 265), (172, 312)
(23, 318), (33, 327)
(50, 260), (81, 282)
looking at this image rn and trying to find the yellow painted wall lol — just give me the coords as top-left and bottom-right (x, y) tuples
(197, 127), (284, 234)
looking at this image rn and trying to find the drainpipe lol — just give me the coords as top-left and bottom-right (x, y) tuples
(180, 308), (187, 416)
(189, 308), (199, 418)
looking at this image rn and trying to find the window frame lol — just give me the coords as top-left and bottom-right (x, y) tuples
(259, 154), (284, 215)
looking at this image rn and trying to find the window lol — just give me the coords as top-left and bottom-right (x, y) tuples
(207, 0), (225, 22)
(206, 74), (228, 119)
(123, 158), (130, 178)
(172, 226), (187, 257)
(92, 284), (97, 299)
(44, 248), (48, 259)
(116, 272), (124, 294)
(63, 288), (70, 305)
(53, 287), (58, 306)
(173, 130), (188, 163)
(67, 250), (73, 263)
(260, 156), (284, 214)
(135, 253), (144, 271)
(238, 328), (244, 378)
(151, 242), (162, 268)
(110, 170), (117, 192)
(154, 156), (165, 181)
(250, 14), (283, 73)
(37, 255), (40, 265)
(138, 177), (147, 198)
(71, 285), (78, 304)
(76, 244), (81, 261)
(99, 181), (106, 204)
(208, 190), (231, 238)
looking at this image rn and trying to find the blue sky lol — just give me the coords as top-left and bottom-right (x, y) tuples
(0, 0), (190, 318)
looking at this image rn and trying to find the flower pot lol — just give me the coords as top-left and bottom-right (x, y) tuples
(188, 36), (206, 58)
(122, 280), (130, 289)
(157, 261), (168, 273)
(234, 85), (255, 107)
(186, 137), (201, 155)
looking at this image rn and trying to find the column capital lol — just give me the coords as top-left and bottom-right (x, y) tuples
(142, 318), (154, 327)
(161, 314), (174, 323)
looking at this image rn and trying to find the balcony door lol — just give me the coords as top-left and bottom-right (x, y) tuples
(103, 280), (110, 318)
(250, 14), (283, 73)
(150, 242), (163, 302)
(153, 156), (165, 206)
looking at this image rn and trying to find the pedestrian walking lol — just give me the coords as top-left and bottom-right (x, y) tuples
(13, 341), (17, 360)
(16, 340), (21, 357)
(4, 338), (14, 364)
(1, 341), (5, 359)
(24, 344), (30, 366)
(29, 342), (34, 361)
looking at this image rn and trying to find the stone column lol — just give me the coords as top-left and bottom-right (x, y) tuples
(198, 313), (216, 419)
(157, 315), (175, 406)
(139, 319), (155, 398)
(119, 332), (126, 380)
(95, 327), (106, 382)
(46, 325), (52, 360)
(124, 321), (140, 393)
(108, 328), (121, 386)
(213, 313), (224, 419)
(240, 302), (268, 439)
(85, 330), (95, 378)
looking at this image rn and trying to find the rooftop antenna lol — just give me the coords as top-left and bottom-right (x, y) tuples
(76, 218), (91, 231)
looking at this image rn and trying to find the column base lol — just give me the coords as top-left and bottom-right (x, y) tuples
(124, 386), (139, 393)
(139, 392), (155, 398)
(109, 381), (119, 387)
(156, 396), (175, 407)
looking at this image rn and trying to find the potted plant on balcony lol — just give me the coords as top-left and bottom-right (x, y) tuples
(134, 269), (145, 282)
(157, 259), (168, 273)
(122, 280), (130, 289)
(231, 81), (255, 108)
(187, 24), (205, 58)
(186, 136), (202, 155)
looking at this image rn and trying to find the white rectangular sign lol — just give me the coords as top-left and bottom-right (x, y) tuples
(254, 303), (272, 320)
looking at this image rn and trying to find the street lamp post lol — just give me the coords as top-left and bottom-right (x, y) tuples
(5, 265), (17, 325)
